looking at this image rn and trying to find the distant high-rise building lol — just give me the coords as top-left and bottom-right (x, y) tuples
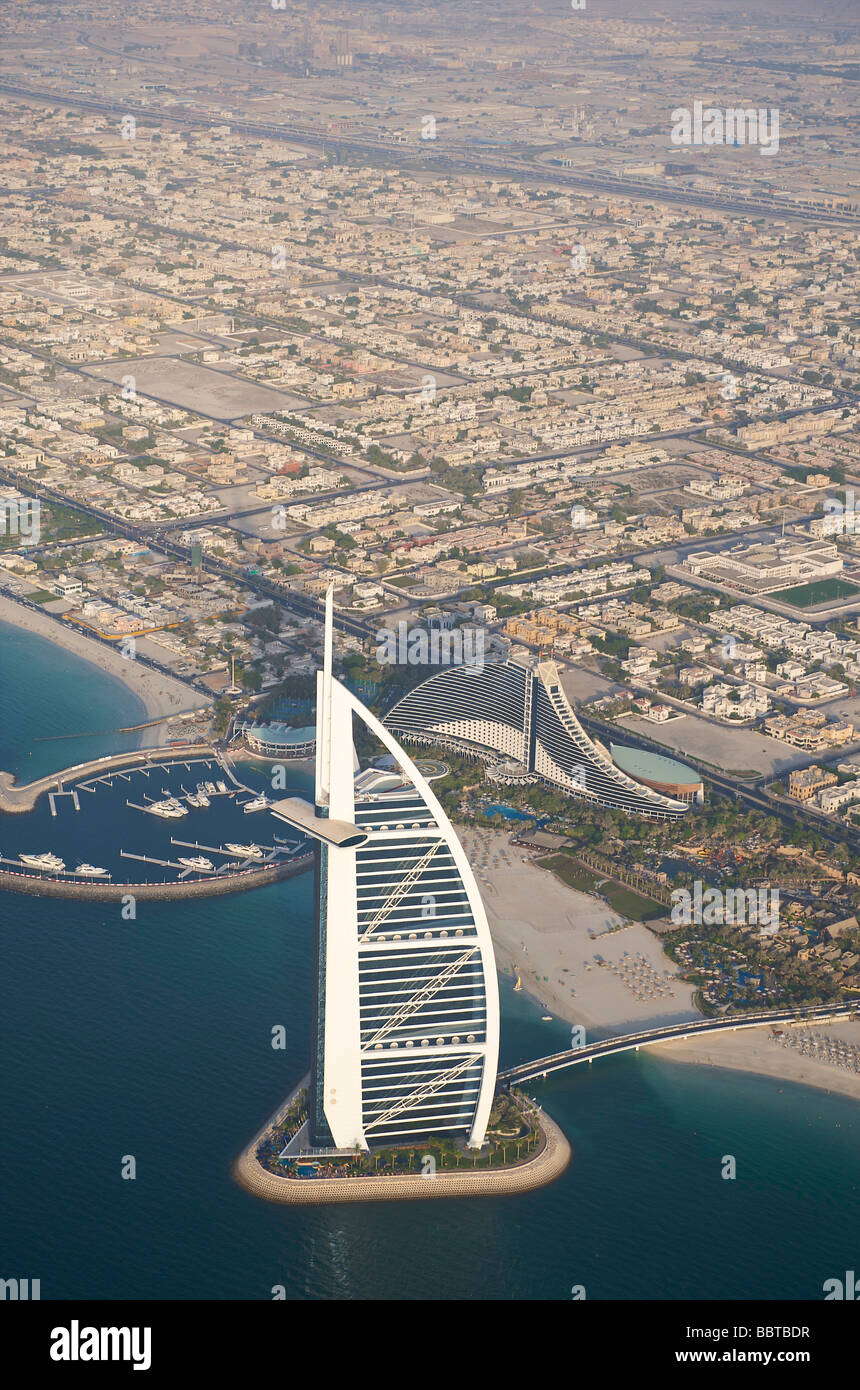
(385, 655), (690, 820)
(271, 591), (499, 1151)
(334, 29), (353, 66)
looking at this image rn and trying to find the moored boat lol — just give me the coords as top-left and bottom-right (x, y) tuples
(19, 851), (65, 873)
(178, 855), (214, 872)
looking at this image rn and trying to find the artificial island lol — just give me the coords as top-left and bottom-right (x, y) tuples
(234, 589), (571, 1203)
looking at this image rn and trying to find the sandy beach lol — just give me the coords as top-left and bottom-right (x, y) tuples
(461, 825), (860, 1103)
(461, 825), (699, 1035)
(0, 592), (209, 740)
(652, 1020), (860, 1103)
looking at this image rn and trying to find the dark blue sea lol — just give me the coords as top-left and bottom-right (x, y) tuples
(1, 616), (858, 1299)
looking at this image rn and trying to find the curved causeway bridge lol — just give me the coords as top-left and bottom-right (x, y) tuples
(499, 1003), (858, 1085)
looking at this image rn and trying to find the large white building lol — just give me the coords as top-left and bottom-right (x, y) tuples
(385, 655), (690, 820)
(271, 591), (499, 1152)
(685, 539), (843, 594)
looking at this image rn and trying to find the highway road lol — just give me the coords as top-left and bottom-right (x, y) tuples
(0, 80), (856, 229)
(0, 460), (372, 643)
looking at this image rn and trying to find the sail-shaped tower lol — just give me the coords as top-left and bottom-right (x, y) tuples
(270, 590), (499, 1153)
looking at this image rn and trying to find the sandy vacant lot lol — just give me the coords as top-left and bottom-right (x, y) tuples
(620, 711), (806, 777)
(92, 357), (309, 421)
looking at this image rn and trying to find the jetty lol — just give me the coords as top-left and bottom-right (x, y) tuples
(0, 743), (219, 815)
(0, 851), (314, 902)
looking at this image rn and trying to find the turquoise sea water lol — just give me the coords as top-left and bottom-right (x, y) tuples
(0, 617), (147, 779)
(0, 621), (858, 1300)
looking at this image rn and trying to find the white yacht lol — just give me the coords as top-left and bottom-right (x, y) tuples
(242, 795), (270, 814)
(146, 798), (188, 819)
(194, 785), (211, 806)
(20, 852), (65, 873)
(216, 780), (228, 794)
(225, 843), (264, 860)
(178, 856), (214, 872)
(75, 864), (109, 877)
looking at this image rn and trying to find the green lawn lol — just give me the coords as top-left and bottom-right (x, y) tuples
(539, 854), (665, 918)
(538, 854), (600, 895)
(770, 578), (860, 608)
(603, 885), (666, 922)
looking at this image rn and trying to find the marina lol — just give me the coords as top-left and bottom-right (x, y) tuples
(0, 743), (219, 814)
(0, 746), (313, 896)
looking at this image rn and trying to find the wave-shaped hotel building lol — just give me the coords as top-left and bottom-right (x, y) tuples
(385, 655), (692, 821)
(270, 591), (499, 1152)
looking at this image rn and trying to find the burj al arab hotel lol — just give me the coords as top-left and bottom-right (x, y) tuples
(270, 591), (500, 1154)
